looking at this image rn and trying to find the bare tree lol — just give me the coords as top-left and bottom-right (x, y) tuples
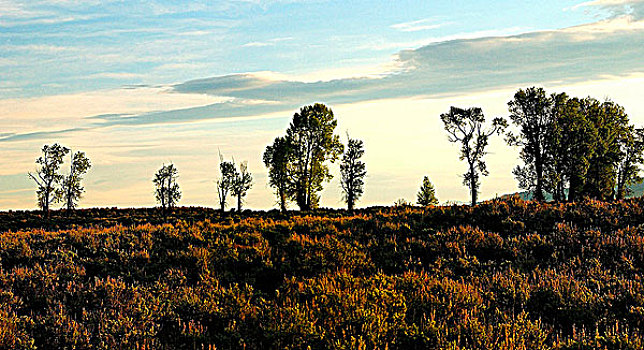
(232, 161), (253, 211)
(441, 106), (507, 206)
(59, 150), (91, 211)
(340, 135), (366, 212)
(154, 163), (181, 218)
(28, 143), (70, 218)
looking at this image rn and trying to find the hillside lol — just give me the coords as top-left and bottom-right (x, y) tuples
(502, 181), (644, 202)
(3, 198), (644, 349)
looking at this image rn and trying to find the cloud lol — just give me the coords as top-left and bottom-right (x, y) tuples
(173, 15), (644, 109)
(242, 37), (294, 48)
(0, 14), (101, 27)
(0, 86), (227, 136)
(569, 0), (644, 18)
(390, 18), (451, 32)
(0, 44), (81, 53)
(2, 10), (643, 144)
(86, 72), (146, 79)
(573, 0), (642, 9)
(361, 27), (531, 51)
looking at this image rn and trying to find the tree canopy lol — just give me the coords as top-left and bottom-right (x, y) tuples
(265, 103), (344, 211)
(28, 143), (70, 218)
(154, 163), (181, 217)
(60, 150), (92, 211)
(340, 135), (367, 212)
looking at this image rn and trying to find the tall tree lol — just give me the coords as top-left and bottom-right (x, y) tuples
(154, 163), (181, 218)
(417, 176), (439, 206)
(231, 161), (253, 211)
(28, 143), (70, 218)
(616, 128), (644, 200)
(340, 135), (366, 212)
(59, 150), (92, 211)
(264, 136), (293, 212)
(544, 94), (595, 202)
(582, 99), (632, 201)
(441, 106), (507, 206)
(216, 153), (237, 212)
(506, 87), (553, 201)
(285, 103), (344, 210)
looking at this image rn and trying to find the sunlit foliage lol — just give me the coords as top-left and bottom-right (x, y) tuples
(3, 198), (644, 348)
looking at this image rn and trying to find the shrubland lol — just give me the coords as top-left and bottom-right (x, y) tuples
(2, 197), (644, 349)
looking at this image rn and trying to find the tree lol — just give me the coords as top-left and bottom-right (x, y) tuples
(441, 106), (507, 206)
(154, 163), (181, 218)
(284, 103), (344, 210)
(544, 94), (595, 202)
(616, 128), (644, 200)
(28, 143), (70, 218)
(59, 150), (91, 211)
(582, 99), (632, 201)
(231, 161), (253, 211)
(417, 176), (438, 206)
(216, 153), (237, 212)
(340, 135), (366, 212)
(264, 136), (293, 212)
(506, 87), (554, 202)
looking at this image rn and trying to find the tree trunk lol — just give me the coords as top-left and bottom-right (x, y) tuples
(470, 163), (477, 206)
(534, 150), (545, 201)
(237, 194), (242, 212)
(471, 185), (477, 207)
(347, 192), (354, 212)
(44, 185), (51, 220)
(279, 188), (287, 212)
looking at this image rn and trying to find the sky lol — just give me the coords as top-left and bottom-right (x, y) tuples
(1, 0), (643, 210)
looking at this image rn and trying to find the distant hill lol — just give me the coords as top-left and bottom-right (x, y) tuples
(501, 181), (644, 201)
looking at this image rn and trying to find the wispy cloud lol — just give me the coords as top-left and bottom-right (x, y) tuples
(390, 18), (451, 32)
(572, 0), (642, 10)
(86, 72), (146, 80)
(365, 27), (530, 51)
(0, 14), (102, 27)
(242, 37), (294, 48)
(567, 0), (644, 18)
(0, 44), (81, 53)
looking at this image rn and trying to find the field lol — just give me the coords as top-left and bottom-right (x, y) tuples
(2, 198), (644, 349)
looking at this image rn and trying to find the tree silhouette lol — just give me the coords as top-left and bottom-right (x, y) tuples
(616, 128), (644, 200)
(154, 163), (181, 218)
(216, 153), (237, 212)
(59, 150), (91, 211)
(441, 106), (507, 206)
(231, 161), (253, 211)
(264, 136), (293, 212)
(543, 94), (594, 202)
(284, 103), (343, 210)
(340, 135), (366, 212)
(417, 176), (438, 206)
(582, 99), (632, 201)
(506, 87), (554, 201)
(28, 143), (70, 219)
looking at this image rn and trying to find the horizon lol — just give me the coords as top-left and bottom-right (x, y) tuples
(2, 0), (644, 210)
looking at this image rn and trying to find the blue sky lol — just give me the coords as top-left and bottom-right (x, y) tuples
(1, 0), (643, 209)
(0, 0), (620, 98)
